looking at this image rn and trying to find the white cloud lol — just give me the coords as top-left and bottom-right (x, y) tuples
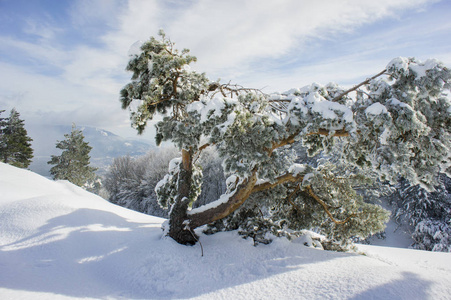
(0, 61), (126, 128)
(162, 0), (440, 76)
(23, 19), (63, 41)
(0, 36), (67, 68)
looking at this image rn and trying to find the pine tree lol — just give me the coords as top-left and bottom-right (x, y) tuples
(392, 175), (451, 251)
(0, 108), (34, 168)
(48, 124), (97, 187)
(121, 32), (451, 246)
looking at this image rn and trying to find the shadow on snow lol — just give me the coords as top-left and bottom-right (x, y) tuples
(0, 205), (435, 299)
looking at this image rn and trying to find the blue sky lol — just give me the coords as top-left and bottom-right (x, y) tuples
(0, 0), (450, 140)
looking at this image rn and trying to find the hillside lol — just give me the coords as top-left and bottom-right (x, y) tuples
(0, 163), (450, 299)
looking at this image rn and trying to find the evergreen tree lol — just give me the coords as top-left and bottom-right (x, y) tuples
(48, 124), (97, 187)
(121, 32), (451, 246)
(0, 108), (34, 168)
(392, 175), (451, 251)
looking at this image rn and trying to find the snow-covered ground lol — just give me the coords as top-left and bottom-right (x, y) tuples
(1, 162), (450, 300)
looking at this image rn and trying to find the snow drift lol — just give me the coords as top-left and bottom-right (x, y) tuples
(0, 162), (450, 299)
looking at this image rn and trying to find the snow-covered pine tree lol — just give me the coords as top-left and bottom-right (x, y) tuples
(121, 32), (451, 246)
(0, 108), (34, 168)
(48, 124), (97, 187)
(392, 175), (451, 251)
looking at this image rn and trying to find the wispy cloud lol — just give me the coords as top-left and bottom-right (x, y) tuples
(163, 0), (441, 76)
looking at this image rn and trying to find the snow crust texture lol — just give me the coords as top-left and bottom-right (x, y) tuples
(1, 163), (450, 300)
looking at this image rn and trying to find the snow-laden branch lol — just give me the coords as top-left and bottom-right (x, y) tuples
(330, 69), (387, 102)
(187, 167), (310, 229)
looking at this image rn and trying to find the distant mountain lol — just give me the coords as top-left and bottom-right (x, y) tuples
(26, 124), (154, 177)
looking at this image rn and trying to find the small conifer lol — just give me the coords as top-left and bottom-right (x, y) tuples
(48, 124), (97, 187)
(0, 108), (34, 168)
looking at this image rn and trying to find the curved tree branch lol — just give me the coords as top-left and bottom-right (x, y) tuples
(306, 185), (355, 225)
(252, 172), (304, 193)
(268, 128), (351, 155)
(188, 168), (259, 228)
(187, 170), (306, 229)
(331, 69), (387, 102)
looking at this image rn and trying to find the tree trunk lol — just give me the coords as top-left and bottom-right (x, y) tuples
(167, 148), (198, 245)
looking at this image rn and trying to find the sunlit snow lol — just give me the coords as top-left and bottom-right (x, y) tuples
(1, 163), (450, 299)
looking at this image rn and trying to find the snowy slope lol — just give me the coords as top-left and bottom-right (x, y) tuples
(1, 163), (450, 300)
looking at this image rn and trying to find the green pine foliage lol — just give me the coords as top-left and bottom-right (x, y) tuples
(120, 30), (210, 134)
(48, 124), (97, 187)
(0, 108), (34, 168)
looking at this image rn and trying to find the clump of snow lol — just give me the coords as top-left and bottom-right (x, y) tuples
(187, 96), (236, 124)
(302, 172), (314, 186)
(284, 88), (302, 96)
(365, 102), (388, 116)
(292, 231), (324, 249)
(284, 87), (355, 130)
(388, 97), (409, 108)
(410, 59), (439, 78)
(307, 93), (339, 120)
(225, 174), (238, 187)
(379, 128), (391, 145)
(1, 162), (451, 299)
(218, 111), (237, 133)
(387, 57), (410, 74)
(154, 174), (169, 194)
(188, 191), (236, 215)
(288, 163), (307, 176)
(168, 157), (182, 173)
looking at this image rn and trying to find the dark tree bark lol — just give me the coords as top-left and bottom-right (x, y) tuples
(168, 149), (198, 245)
